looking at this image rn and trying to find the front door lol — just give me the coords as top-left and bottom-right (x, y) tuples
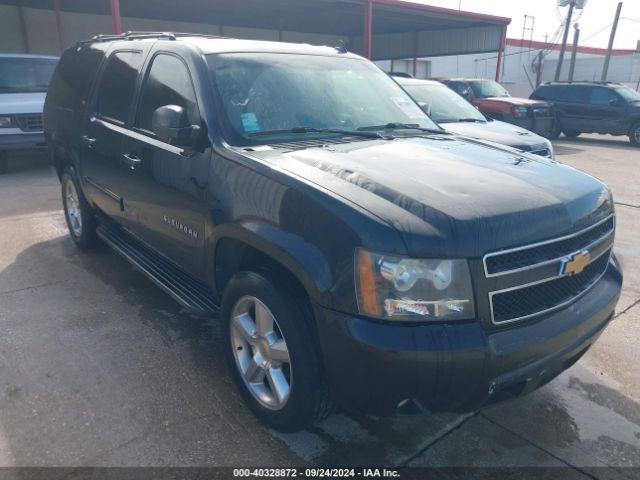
(119, 52), (210, 278)
(585, 87), (625, 133)
(81, 49), (147, 222)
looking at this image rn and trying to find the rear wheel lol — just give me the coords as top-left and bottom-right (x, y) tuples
(563, 130), (581, 138)
(221, 271), (332, 432)
(61, 166), (98, 249)
(630, 122), (640, 147)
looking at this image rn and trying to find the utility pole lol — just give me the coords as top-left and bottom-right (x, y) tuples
(568, 23), (580, 82)
(601, 2), (623, 82)
(555, 1), (575, 81)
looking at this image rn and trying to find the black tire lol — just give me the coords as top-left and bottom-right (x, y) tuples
(563, 130), (581, 138)
(61, 165), (98, 249)
(221, 271), (332, 432)
(0, 152), (7, 175)
(547, 118), (561, 140)
(630, 122), (640, 147)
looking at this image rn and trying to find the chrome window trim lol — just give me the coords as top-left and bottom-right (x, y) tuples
(483, 213), (615, 278)
(488, 247), (613, 325)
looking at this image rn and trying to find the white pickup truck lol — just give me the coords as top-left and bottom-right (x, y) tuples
(0, 54), (58, 173)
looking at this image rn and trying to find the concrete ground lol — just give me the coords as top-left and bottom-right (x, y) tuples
(0, 137), (638, 475)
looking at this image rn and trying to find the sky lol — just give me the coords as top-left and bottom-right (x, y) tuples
(420, 0), (640, 50)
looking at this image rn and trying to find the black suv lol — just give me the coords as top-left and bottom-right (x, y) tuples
(531, 81), (640, 146)
(44, 32), (622, 432)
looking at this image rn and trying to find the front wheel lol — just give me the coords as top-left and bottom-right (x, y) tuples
(221, 271), (332, 432)
(61, 166), (98, 249)
(563, 130), (581, 138)
(630, 122), (640, 147)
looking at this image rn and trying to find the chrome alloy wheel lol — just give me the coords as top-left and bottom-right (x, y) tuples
(64, 178), (83, 237)
(230, 296), (292, 410)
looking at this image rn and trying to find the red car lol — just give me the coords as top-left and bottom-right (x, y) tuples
(442, 78), (555, 138)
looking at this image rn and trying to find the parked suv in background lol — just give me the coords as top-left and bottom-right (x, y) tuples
(45, 32), (621, 432)
(531, 82), (640, 146)
(394, 77), (554, 158)
(443, 78), (555, 138)
(0, 54), (58, 174)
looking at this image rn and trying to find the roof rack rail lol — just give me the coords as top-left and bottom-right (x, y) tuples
(77, 31), (224, 46)
(543, 80), (620, 85)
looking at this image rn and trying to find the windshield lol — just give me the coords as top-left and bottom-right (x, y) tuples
(403, 83), (485, 123)
(468, 80), (510, 98)
(207, 53), (439, 145)
(614, 85), (640, 103)
(0, 57), (57, 93)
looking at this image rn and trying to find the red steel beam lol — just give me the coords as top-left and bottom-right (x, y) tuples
(110, 0), (123, 35)
(495, 25), (507, 81)
(53, 0), (64, 53)
(363, 0), (372, 59)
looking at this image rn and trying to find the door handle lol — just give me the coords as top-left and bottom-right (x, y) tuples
(122, 153), (143, 169)
(82, 135), (97, 149)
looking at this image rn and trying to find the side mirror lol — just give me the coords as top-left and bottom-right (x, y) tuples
(417, 102), (431, 116)
(609, 98), (625, 108)
(151, 105), (200, 147)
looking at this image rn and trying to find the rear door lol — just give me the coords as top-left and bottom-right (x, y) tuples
(81, 48), (149, 221)
(119, 51), (210, 277)
(560, 85), (590, 132)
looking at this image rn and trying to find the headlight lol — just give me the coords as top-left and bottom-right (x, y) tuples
(355, 249), (475, 321)
(0, 116), (11, 128)
(512, 106), (529, 119)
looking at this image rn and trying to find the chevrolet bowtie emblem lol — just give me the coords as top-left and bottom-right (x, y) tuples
(560, 250), (591, 276)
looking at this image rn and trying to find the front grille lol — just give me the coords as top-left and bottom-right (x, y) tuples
(485, 215), (614, 276)
(491, 250), (611, 323)
(15, 114), (43, 132)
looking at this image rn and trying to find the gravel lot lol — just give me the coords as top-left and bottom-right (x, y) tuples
(0, 136), (638, 475)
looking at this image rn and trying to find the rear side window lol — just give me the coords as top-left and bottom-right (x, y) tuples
(590, 87), (618, 106)
(135, 54), (198, 132)
(96, 51), (143, 123)
(48, 47), (102, 110)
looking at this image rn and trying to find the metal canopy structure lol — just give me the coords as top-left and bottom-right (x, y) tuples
(2, 0), (511, 78)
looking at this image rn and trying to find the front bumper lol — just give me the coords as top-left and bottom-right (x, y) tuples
(507, 116), (554, 138)
(0, 132), (47, 151)
(315, 261), (621, 416)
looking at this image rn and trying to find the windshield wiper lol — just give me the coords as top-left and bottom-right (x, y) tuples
(357, 122), (445, 134)
(248, 126), (387, 139)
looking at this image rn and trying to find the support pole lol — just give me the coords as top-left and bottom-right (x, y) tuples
(412, 32), (418, 77)
(110, 0), (122, 35)
(535, 51), (543, 87)
(278, 18), (284, 42)
(601, 2), (623, 82)
(363, 0), (372, 59)
(555, 1), (575, 81)
(495, 25), (507, 82)
(568, 24), (580, 82)
(53, 0), (64, 54)
(17, 1), (30, 53)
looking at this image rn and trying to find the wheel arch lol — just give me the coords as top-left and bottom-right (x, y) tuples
(211, 224), (334, 309)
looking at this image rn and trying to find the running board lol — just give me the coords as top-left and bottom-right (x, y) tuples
(96, 223), (219, 316)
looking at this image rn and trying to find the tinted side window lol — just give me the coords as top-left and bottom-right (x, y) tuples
(532, 85), (556, 101)
(135, 54), (198, 132)
(564, 86), (589, 104)
(48, 46), (103, 110)
(590, 87), (618, 106)
(96, 51), (143, 123)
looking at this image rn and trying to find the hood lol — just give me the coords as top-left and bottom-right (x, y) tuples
(480, 97), (548, 107)
(442, 120), (549, 151)
(0, 92), (46, 115)
(259, 136), (612, 258)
